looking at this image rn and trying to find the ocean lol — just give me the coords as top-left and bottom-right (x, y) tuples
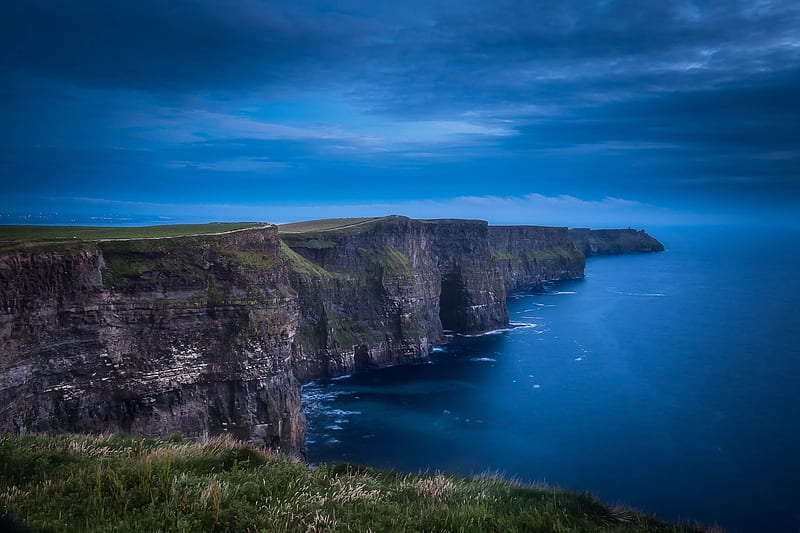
(303, 225), (800, 533)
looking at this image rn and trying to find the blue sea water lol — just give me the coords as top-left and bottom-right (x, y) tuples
(303, 226), (800, 533)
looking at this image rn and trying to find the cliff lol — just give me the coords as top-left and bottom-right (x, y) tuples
(282, 217), (511, 381)
(0, 217), (596, 455)
(489, 225), (584, 292)
(568, 228), (665, 256)
(0, 228), (305, 456)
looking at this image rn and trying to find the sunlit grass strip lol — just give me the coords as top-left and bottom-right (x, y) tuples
(0, 434), (715, 532)
(277, 218), (379, 233)
(0, 223), (263, 243)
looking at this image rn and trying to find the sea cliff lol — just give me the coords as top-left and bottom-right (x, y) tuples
(0, 217), (662, 456)
(489, 225), (584, 292)
(283, 217), (509, 381)
(0, 228), (304, 455)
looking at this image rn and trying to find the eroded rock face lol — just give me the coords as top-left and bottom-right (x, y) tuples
(0, 229), (305, 456)
(282, 217), (508, 381)
(489, 225), (585, 292)
(0, 217), (605, 455)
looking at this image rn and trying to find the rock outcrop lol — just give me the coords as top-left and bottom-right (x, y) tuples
(1, 217), (660, 455)
(568, 228), (664, 256)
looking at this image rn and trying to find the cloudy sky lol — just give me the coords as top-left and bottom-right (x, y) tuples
(1, 0), (798, 226)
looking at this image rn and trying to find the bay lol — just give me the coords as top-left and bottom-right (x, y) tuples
(303, 226), (800, 533)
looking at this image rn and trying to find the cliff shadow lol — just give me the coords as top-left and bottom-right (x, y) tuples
(439, 271), (468, 333)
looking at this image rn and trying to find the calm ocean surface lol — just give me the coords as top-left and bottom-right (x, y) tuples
(303, 226), (800, 533)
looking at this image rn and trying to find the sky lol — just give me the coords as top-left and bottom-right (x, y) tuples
(1, 0), (799, 227)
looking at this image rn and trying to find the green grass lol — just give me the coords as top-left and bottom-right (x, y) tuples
(0, 434), (715, 533)
(326, 316), (389, 349)
(277, 218), (379, 234)
(524, 246), (583, 263)
(367, 246), (413, 277)
(279, 241), (333, 279)
(0, 223), (264, 245)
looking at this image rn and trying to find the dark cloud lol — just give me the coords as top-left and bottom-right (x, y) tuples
(1, 0), (798, 222)
(3, 0), (798, 99)
(0, 0), (364, 92)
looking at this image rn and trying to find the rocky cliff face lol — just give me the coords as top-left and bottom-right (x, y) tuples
(0, 217), (598, 456)
(489, 225), (584, 292)
(281, 217), (508, 381)
(568, 228), (664, 256)
(0, 229), (304, 456)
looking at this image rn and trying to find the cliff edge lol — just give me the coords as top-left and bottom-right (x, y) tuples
(0, 218), (659, 455)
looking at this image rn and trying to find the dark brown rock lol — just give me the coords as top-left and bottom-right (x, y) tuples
(0, 228), (305, 456)
(568, 228), (665, 256)
(489, 225), (585, 292)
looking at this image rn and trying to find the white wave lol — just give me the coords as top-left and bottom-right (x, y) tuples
(301, 388), (348, 408)
(325, 424), (343, 431)
(459, 328), (512, 337)
(470, 357), (496, 362)
(510, 322), (538, 328)
(611, 290), (665, 297)
(431, 346), (447, 353)
(330, 373), (352, 381)
(548, 291), (576, 295)
(330, 409), (361, 416)
(533, 384), (541, 389)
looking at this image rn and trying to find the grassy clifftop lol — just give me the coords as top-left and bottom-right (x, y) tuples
(277, 218), (380, 234)
(0, 223), (264, 242)
(0, 223), (265, 253)
(0, 434), (710, 533)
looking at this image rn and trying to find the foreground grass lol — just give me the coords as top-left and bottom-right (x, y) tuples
(0, 434), (712, 533)
(0, 223), (263, 245)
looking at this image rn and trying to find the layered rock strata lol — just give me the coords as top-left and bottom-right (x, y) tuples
(0, 217), (661, 455)
(489, 225), (584, 292)
(0, 229), (304, 455)
(282, 217), (509, 381)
